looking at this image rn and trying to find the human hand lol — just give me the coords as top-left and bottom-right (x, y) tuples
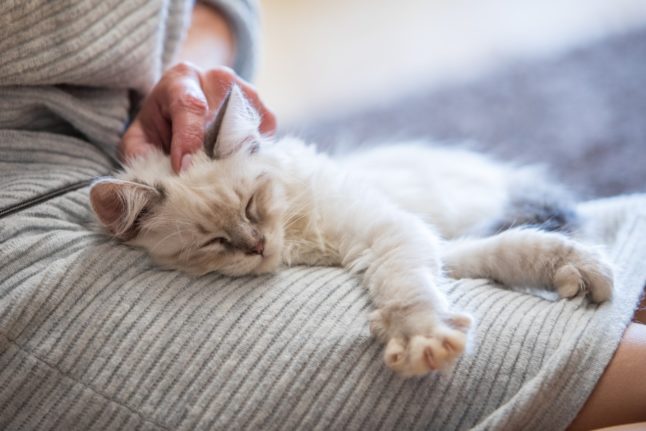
(119, 63), (276, 173)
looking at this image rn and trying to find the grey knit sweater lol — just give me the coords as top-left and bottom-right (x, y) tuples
(1, 1), (646, 430)
(0, 0), (257, 154)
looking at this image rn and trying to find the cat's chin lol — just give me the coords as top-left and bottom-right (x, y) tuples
(252, 252), (282, 274)
(208, 253), (281, 277)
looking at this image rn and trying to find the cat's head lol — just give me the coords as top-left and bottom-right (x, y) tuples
(90, 86), (287, 276)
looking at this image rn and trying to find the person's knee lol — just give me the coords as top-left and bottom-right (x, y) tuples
(569, 323), (646, 430)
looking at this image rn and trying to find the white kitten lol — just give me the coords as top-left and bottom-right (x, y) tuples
(90, 86), (613, 377)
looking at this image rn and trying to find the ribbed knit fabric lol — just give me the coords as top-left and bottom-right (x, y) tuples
(1, 180), (645, 430)
(1, 1), (646, 430)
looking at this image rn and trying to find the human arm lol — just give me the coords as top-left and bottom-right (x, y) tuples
(119, 2), (276, 173)
(177, 2), (236, 71)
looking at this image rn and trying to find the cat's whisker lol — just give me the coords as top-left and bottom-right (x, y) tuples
(148, 230), (185, 251)
(89, 102), (613, 379)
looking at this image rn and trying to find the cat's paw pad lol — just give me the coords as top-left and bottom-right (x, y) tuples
(554, 249), (614, 303)
(384, 326), (467, 376)
(370, 307), (472, 377)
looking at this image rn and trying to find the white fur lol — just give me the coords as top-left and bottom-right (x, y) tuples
(90, 89), (614, 377)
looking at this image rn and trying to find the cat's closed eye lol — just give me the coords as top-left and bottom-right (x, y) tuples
(245, 194), (259, 222)
(201, 236), (230, 248)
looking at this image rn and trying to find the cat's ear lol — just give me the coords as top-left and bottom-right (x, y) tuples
(205, 85), (261, 159)
(89, 178), (163, 240)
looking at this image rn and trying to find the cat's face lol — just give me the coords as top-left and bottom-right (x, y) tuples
(90, 86), (286, 276)
(138, 151), (285, 276)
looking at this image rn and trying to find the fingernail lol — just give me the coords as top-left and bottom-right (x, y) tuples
(180, 154), (193, 172)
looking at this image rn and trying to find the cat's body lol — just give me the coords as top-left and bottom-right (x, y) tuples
(90, 87), (613, 377)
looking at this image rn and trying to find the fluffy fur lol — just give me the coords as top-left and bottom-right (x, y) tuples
(90, 86), (614, 377)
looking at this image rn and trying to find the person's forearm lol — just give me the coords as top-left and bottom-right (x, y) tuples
(177, 2), (236, 70)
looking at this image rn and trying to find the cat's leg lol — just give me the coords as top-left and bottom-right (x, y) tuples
(327, 199), (473, 376)
(442, 227), (613, 302)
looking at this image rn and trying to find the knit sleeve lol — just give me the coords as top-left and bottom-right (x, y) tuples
(200, 0), (260, 81)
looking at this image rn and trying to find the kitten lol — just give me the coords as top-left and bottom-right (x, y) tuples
(90, 86), (613, 377)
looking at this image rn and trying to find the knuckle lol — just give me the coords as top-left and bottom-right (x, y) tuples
(175, 128), (203, 146)
(171, 61), (197, 75)
(216, 65), (237, 78)
(204, 66), (236, 84)
(171, 93), (208, 115)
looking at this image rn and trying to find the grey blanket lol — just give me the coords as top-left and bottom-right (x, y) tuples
(1, 1), (646, 430)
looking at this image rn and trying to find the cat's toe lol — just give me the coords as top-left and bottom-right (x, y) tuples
(583, 259), (614, 303)
(555, 249), (614, 303)
(384, 337), (407, 368)
(446, 311), (473, 331)
(383, 323), (469, 377)
(554, 264), (584, 299)
(417, 328), (467, 371)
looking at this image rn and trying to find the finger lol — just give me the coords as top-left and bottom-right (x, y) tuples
(161, 74), (209, 173)
(134, 93), (172, 153)
(199, 67), (237, 110)
(232, 79), (278, 135)
(258, 107), (277, 136)
(120, 140), (155, 164)
(118, 119), (155, 163)
(201, 68), (277, 135)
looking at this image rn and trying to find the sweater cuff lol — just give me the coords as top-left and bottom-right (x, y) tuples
(200, 0), (259, 81)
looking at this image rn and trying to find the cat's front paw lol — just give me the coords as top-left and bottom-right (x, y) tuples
(369, 305), (472, 377)
(553, 246), (614, 303)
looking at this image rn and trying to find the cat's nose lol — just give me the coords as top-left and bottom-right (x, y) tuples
(249, 238), (265, 256)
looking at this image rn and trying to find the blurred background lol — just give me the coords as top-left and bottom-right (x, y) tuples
(255, 0), (646, 197)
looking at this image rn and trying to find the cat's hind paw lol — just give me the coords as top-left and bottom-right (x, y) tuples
(370, 307), (472, 377)
(553, 247), (614, 303)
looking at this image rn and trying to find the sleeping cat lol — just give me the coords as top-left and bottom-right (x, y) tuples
(90, 86), (613, 377)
